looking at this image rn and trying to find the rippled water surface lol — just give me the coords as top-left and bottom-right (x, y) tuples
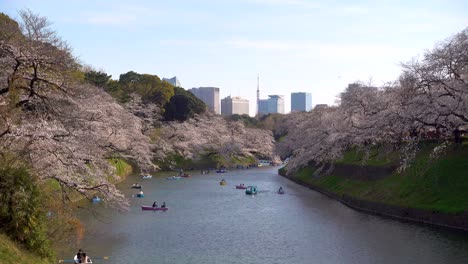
(64, 167), (468, 264)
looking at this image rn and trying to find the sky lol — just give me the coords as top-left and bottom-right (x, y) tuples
(2, 0), (468, 116)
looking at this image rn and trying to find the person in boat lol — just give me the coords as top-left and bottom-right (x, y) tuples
(278, 187), (283, 193)
(74, 249), (83, 263)
(161, 202), (166, 208)
(152, 201), (157, 207)
(139, 190), (144, 195)
(81, 252), (92, 263)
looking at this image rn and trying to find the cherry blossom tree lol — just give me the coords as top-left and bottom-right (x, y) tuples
(278, 27), (468, 175)
(0, 11), (154, 210)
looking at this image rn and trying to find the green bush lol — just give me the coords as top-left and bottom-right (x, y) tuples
(0, 167), (53, 258)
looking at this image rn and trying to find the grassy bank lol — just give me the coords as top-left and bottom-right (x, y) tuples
(0, 233), (51, 264)
(154, 152), (257, 170)
(287, 144), (468, 214)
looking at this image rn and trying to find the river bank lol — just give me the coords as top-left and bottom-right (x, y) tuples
(279, 144), (468, 232)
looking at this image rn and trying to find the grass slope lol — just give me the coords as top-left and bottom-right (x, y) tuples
(0, 233), (51, 264)
(293, 144), (468, 213)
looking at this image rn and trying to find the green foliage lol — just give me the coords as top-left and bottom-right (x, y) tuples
(117, 71), (174, 105)
(154, 151), (259, 170)
(84, 70), (112, 88)
(163, 86), (206, 121)
(225, 114), (262, 128)
(0, 167), (53, 258)
(293, 144), (468, 213)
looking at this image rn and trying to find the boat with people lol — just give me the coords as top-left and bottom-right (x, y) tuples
(220, 179), (227, 185)
(235, 184), (247, 189)
(131, 183), (142, 189)
(141, 174), (152, 179)
(91, 196), (101, 203)
(136, 190), (144, 198)
(141, 205), (169, 211)
(278, 187), (285, 194)
(69, 249), (93, 263)
(167, 176), (181, 180)
(179, 173), (191, 177)
(245, 186), (258, 195)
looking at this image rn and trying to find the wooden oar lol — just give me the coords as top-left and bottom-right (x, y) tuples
(58, 256), (110, 263)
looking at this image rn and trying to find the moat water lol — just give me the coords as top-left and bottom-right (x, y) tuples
(63, 167), (468, 264)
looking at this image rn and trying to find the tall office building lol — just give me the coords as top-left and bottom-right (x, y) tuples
(162, 76), (181, 87)
(258, 95), (285, 115)
(188, 87), (220, 114)
(291, 92), (312, 112)
(221, 96), (249, 116)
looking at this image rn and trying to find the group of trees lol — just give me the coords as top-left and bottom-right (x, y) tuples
(85, 70), (175, 106)
(84, 70), (207, 122)
(0, 10), (157, 253)
(277, 28), (468, 175)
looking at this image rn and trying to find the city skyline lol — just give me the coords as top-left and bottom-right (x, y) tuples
(3, 0), (467, 116)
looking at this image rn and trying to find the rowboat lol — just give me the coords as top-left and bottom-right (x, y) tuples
(131, 185), (142, 189)
(92, 196), (101, 203)
(235, 185), (247, 189)
(72, 255), (93, 263)
(220, 181), (227, 185)
(136, 193), (144, 198)
(245, 186), (257, 195)
(141, 205), (169, 211)
(167, 176), (181, 180)
(278, 190), (285, 194)
(142, 174), (152, 179)
(179, 173), (191, 177)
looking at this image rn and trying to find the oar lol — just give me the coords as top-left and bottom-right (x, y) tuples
(58, 256), (110, 263)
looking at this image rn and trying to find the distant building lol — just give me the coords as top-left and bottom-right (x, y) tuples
(291, 92), (312, 112)
(258, 95), (285, 115)
(162, 76), (181, 87)
(221, 96), (249, 116)
(188, 87), (220, 114)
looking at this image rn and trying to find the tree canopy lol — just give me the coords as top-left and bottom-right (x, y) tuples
(163, 86), (206, 121)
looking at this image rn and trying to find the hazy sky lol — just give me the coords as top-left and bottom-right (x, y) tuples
(2, 0), (468, 115)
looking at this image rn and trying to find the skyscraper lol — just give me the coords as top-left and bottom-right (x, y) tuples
(162, 76), (181, 87)
(188, 87), (220, 114)
(291, 92), (312, 112)
(258, 95), (285, 115)
(221, 96), (249, 116)
(256, 75), (260, 115)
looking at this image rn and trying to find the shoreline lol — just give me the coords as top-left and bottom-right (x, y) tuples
(279, 171), (468, 233)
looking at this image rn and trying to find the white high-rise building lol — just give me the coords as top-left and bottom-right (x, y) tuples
(162, 76), (181, 87)
(258, 95), (285, 115)
(188, 87), (220, 114)
(221, 96), (249, 116)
